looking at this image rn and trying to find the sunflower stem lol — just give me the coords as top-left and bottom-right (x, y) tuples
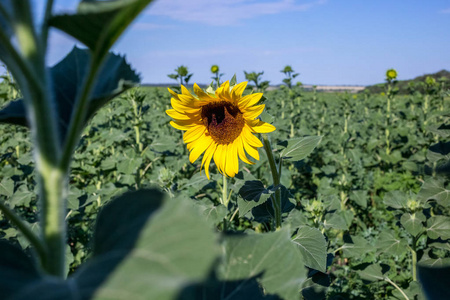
(262, 133), (282, 230)
(222, 173), (229, 207)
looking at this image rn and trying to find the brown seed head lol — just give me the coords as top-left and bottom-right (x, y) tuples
(201, 101), (245, 144)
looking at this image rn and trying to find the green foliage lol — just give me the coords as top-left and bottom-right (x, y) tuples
(167, 65), (193, 86)
(280, 65), (300, 89)
(244, 71), (270, 92)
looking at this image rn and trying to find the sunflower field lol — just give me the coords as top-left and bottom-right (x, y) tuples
(0, 1), (449, 300)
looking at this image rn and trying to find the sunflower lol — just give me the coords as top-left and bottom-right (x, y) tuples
(166, 80), (276, 179)
(386, 69), (397, 80)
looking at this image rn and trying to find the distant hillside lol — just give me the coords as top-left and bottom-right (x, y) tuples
(363, 69), (450, 94)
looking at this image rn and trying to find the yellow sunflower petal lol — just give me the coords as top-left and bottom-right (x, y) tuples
(166, 109), (191, 121)
(183, 125), (206, 143)
(169, 120), (195, 130)
(171, 98), (200, 114)
(247, 119), (276, 133)
(213, 144), (222, 173)
(243, 104), (265, 120)
(189, 135), (214, 163)
(194, 83), (216, 102)
(202, 142), (217, 180)
(242, 126), (263, 147)
(225, 141), (238, 177)
(220, 144), (228, 176)
(238, 93), (262, 109)
(231, 81), (248, 102)
(237, 136), (254, 165)
(243, 140), (260, 161)
(168, 88), (180, 99)
(180, 85), (191, 95)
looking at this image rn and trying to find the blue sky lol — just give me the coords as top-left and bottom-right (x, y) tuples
(43, 0), (450, 85)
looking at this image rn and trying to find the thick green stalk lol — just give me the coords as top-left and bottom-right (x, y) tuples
(262, 133), (281, 229)
(13, 0), (66, 277)
(222, 173), (229, 207)
(39, 163), (66, 277)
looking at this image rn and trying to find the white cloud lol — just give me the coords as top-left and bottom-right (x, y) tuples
(139, 45), (323, 59)
(131, 22), (177, 30)
(146, 0), (326, 26)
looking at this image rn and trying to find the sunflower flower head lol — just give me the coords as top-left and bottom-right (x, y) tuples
(386, 68), (397, 81)
(211, 65), (219, 74)
(166, 80), (276, 179)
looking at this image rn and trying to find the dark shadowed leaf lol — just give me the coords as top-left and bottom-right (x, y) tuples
(0, 47), (140, 145)
(418, 265), (450, 300)
(0, 241), (41, 299)
(7, 189), (219, 300)
(237, 180), (277, 217)
(178, 272), (282, 300)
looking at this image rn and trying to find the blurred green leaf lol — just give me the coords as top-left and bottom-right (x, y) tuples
(0, 47), (140, 145)
(49, 0), (154, 58)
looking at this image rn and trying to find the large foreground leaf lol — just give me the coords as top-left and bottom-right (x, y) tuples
(0, 47), (139, 145)
(6, 189), (219, 300)
(219, 229), (308, 299)
(418, 265), (450, 300)
(49, 0), (154, 58)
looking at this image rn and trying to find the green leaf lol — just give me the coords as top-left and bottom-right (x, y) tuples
(251, 185), (295, 221)
(10, 186), (33, 208)
(92, 189), (164, 256)
(219, 229), (308, 299)
(401, 212), (425, 237)
(324, 212), (349, 230)
(49, 0), (154, 58)
(418, 178), (449, 207)
(9, 189), (219, 300)
(418, 265), (450, 300)
(383, 190), (408, 209)
(0, 241), (41, 299)
(357, 264), (385, 282)
(278, 136), (322, 161)
(237, 180), (276, 217)
(391, 281), (425, 300)
(178, 273), (280, 300)
(342, 236), (372, 258)
(376, 230), (408, 256)
(0, 177), (14, 197)
(349, 190), (368, 208)
(426, 216), (450, 240)
(89, 190), (219, 299)
(0, 47), (140, 145)
(292, 226), (327, 272)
